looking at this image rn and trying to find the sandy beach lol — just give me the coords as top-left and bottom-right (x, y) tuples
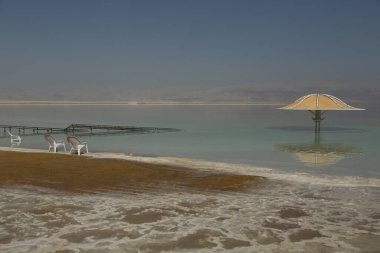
(0, 150), (263, 193)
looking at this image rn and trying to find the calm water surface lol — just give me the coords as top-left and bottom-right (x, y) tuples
(1, 104), (378, 178)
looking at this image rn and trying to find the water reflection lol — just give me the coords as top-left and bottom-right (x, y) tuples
(10, 141), (22, 148)
(269, 126), (367, 133)
(277, 133), (361, 167)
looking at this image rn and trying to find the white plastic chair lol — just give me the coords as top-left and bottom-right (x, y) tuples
(67, 136), (88, 155)
(44, 134), (66, 153)
(7, 130), (22, 144)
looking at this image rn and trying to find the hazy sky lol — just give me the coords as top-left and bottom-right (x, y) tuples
(0, 0), (379, 99)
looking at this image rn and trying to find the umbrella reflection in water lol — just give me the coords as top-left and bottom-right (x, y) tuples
(277, 132), (361, 167)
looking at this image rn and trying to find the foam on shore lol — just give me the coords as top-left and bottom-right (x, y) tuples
(1, 175), (379, 253)
(91, 152), (380, 187)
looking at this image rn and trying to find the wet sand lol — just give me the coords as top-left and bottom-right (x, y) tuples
(0, 151), (264, 193)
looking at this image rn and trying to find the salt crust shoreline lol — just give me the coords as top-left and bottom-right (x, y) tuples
(0, 147), (379, 188)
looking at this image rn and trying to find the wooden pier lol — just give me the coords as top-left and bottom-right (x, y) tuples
(1, 123), (180, 137)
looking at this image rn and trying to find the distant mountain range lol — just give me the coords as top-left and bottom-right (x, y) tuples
(0, 86), (378, 105)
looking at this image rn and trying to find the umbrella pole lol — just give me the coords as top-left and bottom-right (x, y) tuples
(314, 126), (321, 145)
(311, 110), (324, 133)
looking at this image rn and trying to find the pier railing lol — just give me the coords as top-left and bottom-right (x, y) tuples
(0, 123), (180, 137)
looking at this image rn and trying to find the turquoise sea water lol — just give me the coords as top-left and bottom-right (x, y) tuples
(0, 104), (378, 178)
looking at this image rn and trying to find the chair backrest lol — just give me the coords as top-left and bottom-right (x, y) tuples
(44, 134), (56, 145)
(67, 136), (81, 148)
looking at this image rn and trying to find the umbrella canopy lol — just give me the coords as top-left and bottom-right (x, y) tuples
(278, 93), (364, 111)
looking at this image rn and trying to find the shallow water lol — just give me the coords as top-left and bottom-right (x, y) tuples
(0, 104), (379, 178)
